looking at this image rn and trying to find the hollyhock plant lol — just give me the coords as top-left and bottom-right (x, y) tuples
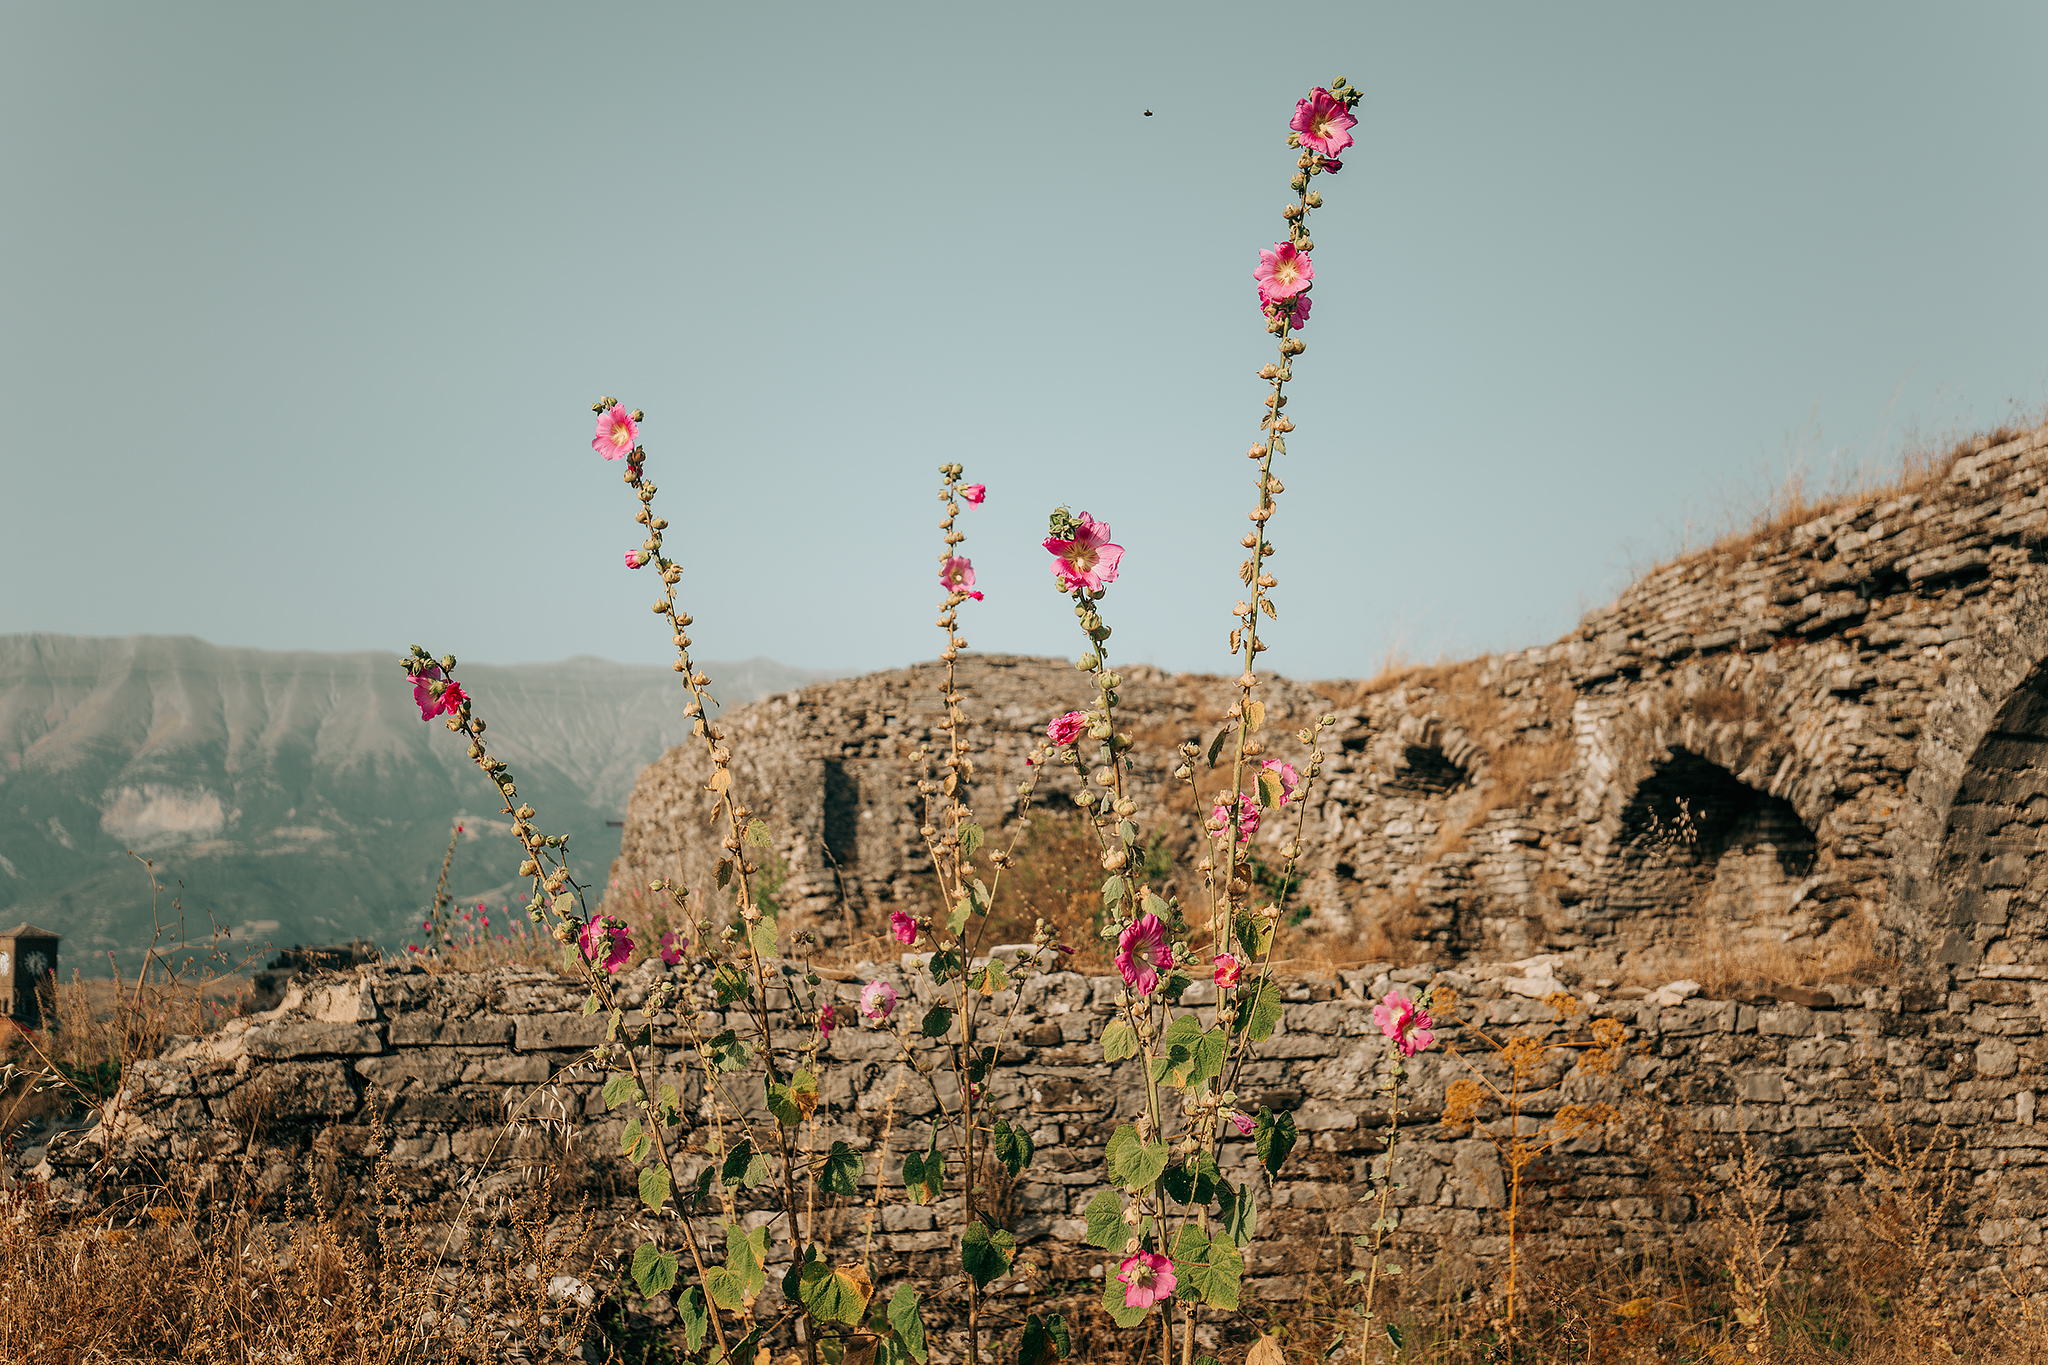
(891, 911), (920, 946)
(1290, 86), (1357, 158)
(1213, 953), (1242, 988)
(411, 667), (467, 722)
(659, 929), (686, 967)
(1117, 1250), (1176, 1310)
(1228, 1111), (1256, 1138)
(961, 483), (985, 505)
(1374, 990), (1436, 1058)
(819, 1004), (837, 1039)
(1047, 711), (1088, 746)
(860, 979), (898, 1022)
(591, 405), (638, 460)
(625, 550), (650, 569)
(940, 556), (977, 594)
(1214, 792), (1260, 844)
(1045, 513), (1124, 592)
(1254, 242), (1313, 303)
(1115, 914), (1171, 997)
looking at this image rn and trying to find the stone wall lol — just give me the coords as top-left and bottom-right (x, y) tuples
(22, 945), (2048, 1318)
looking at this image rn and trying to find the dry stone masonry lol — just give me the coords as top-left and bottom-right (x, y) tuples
(21, 423), (2048, 1302)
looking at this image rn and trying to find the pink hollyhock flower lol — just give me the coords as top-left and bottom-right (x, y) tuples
(891, 911), (919, 946)
(1290, 86), (1357, 158)
(1228, 1111), (1256, 1138)
(1213, 792), (1260, 844)
(1374, 990), (1436, 1058)
(440, 681), (468, 714)
(1115, 914), (1171, 997)
(819, 1004), (837, 1039)
(961, 484), (986, 505)
(1117, 1250), (1176, 1309)
(1044, 513), (1124, 592)
(592, 405), (638, 460)
(1319, 157), (1343, 174)
(577, 917), (634, 973)
(659, 929), (686, 967)
(625, 550), (650, 569)
(1254, 242), (1313, 303)
(1047, 711), (1088, 746)
(940, 556), (977, 593)
(1212, 953), (1242, 989)
(411, 665), (450, 721)
(1261, 760), (1301, 806)
(860, 979), (898, 1022)
(1265, 293), (1311, 330)
(422, 921), (432, 933)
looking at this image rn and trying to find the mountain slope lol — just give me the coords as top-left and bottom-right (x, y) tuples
(0, 635), (833, 961)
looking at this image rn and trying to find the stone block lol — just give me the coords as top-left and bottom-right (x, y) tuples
(243, 1021), (385, 1059)
(389, 1013), (517, 1047)
(515, 1013), (608, 1051)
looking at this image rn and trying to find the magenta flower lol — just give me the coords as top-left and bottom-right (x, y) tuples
(659, 929), (686, 967)
(1374, 991), (1436, 1058)
(860, 979), (898, 1022)
(1213, 792), (1260, 844)
(1254, 242), (1313, 304)
(819, 1004), (837, 1039)
(961, 484), (986, 505)
(1044, 513), (1124, 592)
(1261, 760), (1301, 806)
(1047, 711), (1088, 746)
(1115, 914), (1171, 997)
(1117, 1250), (1176, 1309)
(891, 911), (919, 946)
(940, 556), (977, 594)
(1228, 1111), (1256, 1138)
(592, 405), (639, 460)
(625, 550), (650, 569)
(1290, 87), (1357, 158)
(577, 917), (634, 973)
(1318, 157), (1343, 174)
(1212, 953), (1242, 989)
(1263, 292), (1310, 331)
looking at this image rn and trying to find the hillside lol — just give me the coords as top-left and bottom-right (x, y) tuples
(0, 635), (833, 963)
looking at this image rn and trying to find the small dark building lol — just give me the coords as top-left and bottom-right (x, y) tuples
(0, 923), (61, 1027)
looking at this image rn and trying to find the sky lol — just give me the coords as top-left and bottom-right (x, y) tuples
(4, 2), (2044, 683)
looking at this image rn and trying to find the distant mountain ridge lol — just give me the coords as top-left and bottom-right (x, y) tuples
(0, 634), (837, 963)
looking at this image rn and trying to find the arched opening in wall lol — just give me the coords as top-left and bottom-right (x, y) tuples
(1932, 659), (2048, 968)
(1598, 749), (1818, 975)
(1382, 744), (1469, 796)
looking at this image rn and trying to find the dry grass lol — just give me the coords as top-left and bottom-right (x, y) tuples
(1623, 913), (1892, 996)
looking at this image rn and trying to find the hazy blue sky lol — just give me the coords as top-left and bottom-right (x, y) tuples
(4, 3), (2043, 682)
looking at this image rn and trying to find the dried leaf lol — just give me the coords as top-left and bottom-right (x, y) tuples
(1248, 1334), (1287, 1365)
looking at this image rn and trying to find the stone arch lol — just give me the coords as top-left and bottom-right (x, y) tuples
(1887, 577), (2048, 967)
(1926, 656), (2048, 968)
(1586, 747), (1819, 969)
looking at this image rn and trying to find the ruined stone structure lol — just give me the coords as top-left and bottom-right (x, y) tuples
(22, 424), (2048, 1315)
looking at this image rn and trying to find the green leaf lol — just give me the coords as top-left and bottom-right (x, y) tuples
(726, 1222), (769, 1298)
(712, 1328), (763, 1365)
(948, 897), (973, 938)
(961, 1219), (1017, 1289)
(1237, 976), (1284, 1041)
(970, 959), (1011, 995)
(749, 916), (778, 961)
(1101, 875), (1127, 908)
(1255, 1106), (1298, 1178)
(959, 823), (985, 861)
(638, 1165), (673, 1212)
(716, 858), (733, 889)
(1083, 1190), (1125, 1250)
(1020, 1312), (1073, 1365)
(1160, 1162), (1194, 1205)
(1206, 728), (1230, 768)
(1256, 769), (1283, 809)
(705, 1265), (748, 1311)
(719, 1136), (769, 1190)
(920, 1006), (955, 1039)
(822, 1140), (863, 1196)
(621, 1118), (652, 1163)
(581, 994), (600, 1016)
(1100, 1266), (1149, 1327)
(1219, 1179), (1258, 1247)
(1171, 1224), (1243, 1310)
(657, 1083), (683, 1126)
(1161, 968), (1192, 1004)
(744, 818), (773, 848)
(1233, 909), (1272, 959)
(797, 1259), (873, 1325)
(631, 1241), (678, 1298)
(767, 1080), (805, 1127)
(927, 949), (963, 983)
(687, 1165), (715, 1212)
(972, 878), (992, 910)
(901, 1131), (944, 1204)
(1100, 1019), (1139, 1062)
(1190, 1152), (1222, 1206)
(602, 1072), (645, 1112)
(993, 1118), (1034, 1178)
(678, 1287), (710, 1353)
(708, 1029), (753, 1074)
(889, 1284), (929, 1364)
(712, 963), (751, 1005)
(1141, 890), (1170, 919)
(1105, 1123), (1170, 1192)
